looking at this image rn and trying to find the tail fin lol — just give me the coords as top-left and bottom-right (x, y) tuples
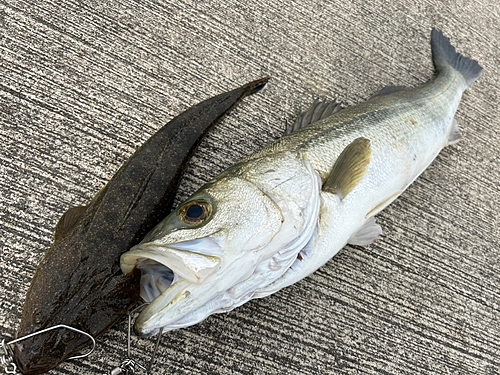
(431, 28), (483, 87)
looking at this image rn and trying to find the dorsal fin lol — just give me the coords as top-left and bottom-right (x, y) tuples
(54, 205), (88, 243)
(286, 99), (342, 134)
(373, 86), (407, 97)
(323, 138), (371, 199)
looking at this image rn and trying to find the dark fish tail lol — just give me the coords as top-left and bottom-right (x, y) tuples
(431, 28), (483, 87)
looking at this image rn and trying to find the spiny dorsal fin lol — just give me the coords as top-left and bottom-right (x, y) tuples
(348, 217), (382, 246)
(55, 205), (88, 243)
(323, 137), (371, 199)
(286, 99), (342, 134)
(374, 86), (407, 97)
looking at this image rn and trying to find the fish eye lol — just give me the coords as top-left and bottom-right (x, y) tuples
(32, 309), (45, 325)
(62, 331), (77, 343)
(179, 200), (212, 225)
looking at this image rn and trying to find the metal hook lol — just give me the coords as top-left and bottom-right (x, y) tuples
(6, 325), (95, 360)
(1, 325), (95, 374)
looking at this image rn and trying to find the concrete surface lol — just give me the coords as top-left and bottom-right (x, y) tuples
(1, 0), (499, 374)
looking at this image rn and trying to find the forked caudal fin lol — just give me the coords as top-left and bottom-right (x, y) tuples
(431, 28), (483, 87)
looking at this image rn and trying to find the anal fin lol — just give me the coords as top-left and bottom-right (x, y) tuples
(447, 119), (461, 146)
(348, 217), (382, 246)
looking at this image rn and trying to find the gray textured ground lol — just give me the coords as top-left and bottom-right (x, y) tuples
(1, 0), (499, 374)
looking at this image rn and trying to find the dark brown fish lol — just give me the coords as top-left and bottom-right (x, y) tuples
(13, 77), (269, 375)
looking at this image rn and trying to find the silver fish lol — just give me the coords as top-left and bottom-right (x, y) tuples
(120, 29), (482, 337)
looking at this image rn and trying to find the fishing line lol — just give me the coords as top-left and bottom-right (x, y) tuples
(146, 327), (163, 373)
(111, 303), (148, 375)
(1, 325), (96, 375)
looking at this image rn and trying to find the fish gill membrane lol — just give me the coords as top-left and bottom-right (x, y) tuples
(10, 77), (270, 375)
(120, 28), (482, 338)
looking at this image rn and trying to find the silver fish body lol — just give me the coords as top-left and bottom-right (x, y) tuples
(121, 29), (482, 336)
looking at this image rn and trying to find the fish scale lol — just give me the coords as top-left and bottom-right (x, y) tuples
(257, 71), (463, 184)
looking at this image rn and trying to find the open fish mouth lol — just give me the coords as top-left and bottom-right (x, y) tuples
(120, 238), (224, 336)
(135, 259), (177, 303)
(123, 243), (220, 284)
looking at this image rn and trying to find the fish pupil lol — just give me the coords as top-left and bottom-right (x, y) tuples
(32, 310), (43, 325)
(186, 204), (203, 219)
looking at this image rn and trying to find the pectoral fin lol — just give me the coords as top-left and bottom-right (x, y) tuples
(323, 137), (371, 199)
(348, 217), (382, 246)
(54, 205), (88, 243)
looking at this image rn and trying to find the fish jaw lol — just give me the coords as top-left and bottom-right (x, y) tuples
(122, 242), (262, 337)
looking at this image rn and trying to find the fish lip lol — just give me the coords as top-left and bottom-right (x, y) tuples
(120, 239), (223, 335)
(133, 279), (193, 337)
(133, 324), (159, 338)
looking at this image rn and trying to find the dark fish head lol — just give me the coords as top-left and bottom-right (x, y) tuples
(13, 239), (141, 374)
